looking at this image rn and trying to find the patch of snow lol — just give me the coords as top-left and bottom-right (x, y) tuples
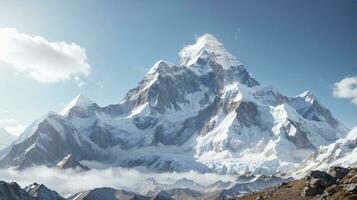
(61, 94), (94, 116)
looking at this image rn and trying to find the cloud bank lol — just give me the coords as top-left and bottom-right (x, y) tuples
(0, 166), (235, 197)
(0, 28), (91, 83)
(332, 76), (357, 105)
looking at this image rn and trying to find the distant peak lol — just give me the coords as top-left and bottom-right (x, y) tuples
(179, 33), (241, 68)
(298, 90), (317, 102)
(196, 33), (221, 46)
(73, 94), (92, 103)
(61, 94), (95, 115)
(147, 60), (175, 75)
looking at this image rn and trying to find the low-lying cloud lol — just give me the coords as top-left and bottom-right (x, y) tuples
(332, 76), (357, 105)
(0, 28), (91, 83)
(0, 166), (235, 197)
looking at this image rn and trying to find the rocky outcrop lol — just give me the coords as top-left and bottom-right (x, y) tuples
(0, 181), (34, 200)
(24, 183), (66, 200)
(56, 154), (89, 170)
(239, 167), (357, 200)
(301, 170), (337, 197)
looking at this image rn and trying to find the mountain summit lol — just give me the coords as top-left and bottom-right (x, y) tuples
(179, 33), (241, 69)
(0, 34), (349, 175)
(61, 94), (97, 116)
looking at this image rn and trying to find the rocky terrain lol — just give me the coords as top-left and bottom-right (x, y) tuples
(239, 167), (357, 200)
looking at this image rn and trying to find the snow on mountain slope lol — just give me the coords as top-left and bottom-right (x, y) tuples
(179, 33), (241, 71)
(61, 94), (98, 117)
(294, 127), (357, 177)
(0, 34), (348, 175)
(192, 82), (347, 175)
(0, 112), (105, 169)
(0, 128), (16, 150)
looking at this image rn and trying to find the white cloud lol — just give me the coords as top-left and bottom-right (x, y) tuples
(0, 118), (17, 124)
(0, 166), (235, 196)
(332, 76), (357, 105)
(0, 28), (91, 83)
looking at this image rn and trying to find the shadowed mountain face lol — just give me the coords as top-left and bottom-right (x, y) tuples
(0, 181), (34, 200)
(0, 34), (348, 176)
(24, 183), (66, 200)
(0, 181), (67, 200)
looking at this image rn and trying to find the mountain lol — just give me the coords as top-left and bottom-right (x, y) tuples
(0, 181), (34, 200)
(0, 127), (16, 150)
(0, 181), (64, 200)
(152, 188), (204, 200)
(24, 183), (66, 200)
(68, 187), (148, 200)
(56, 154), (89, 170)
(295, 127), (357, 177)
(222, 175), (292, 196)
(0, 33), (348, 176)
(204, 181), (234, 193)
(0, 112), (105, 169)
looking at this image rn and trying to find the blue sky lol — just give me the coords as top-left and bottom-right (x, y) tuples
(0, 0), (356, 134)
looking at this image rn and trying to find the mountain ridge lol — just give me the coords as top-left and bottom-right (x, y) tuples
(0, 34), (349, 176)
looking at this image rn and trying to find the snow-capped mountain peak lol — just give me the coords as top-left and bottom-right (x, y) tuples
(298, 90), (317, 103)
(61, 94), (96, 116)
(179, 33), (241, 69)
(147, 60), (175, 75)
(0, 34), (349, 176)
(295, 127), (357, 177)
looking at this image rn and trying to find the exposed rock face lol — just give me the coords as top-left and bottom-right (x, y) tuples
(56, 154), (89, 170)
(301, 170), (337, 197)
(239, 167), (357, 200)
(328, 166), (351, 180)
(0, 181), (34, 200)
(24, 183), (66, 200)
(0, 113), (104, 169)
(296, 127), (357, 177)
(0, 181), (67, 200)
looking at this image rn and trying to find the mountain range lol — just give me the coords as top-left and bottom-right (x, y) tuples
(0, 34), (351, 178)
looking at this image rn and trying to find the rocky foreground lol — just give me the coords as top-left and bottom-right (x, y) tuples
(239, 167), (357, 200)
